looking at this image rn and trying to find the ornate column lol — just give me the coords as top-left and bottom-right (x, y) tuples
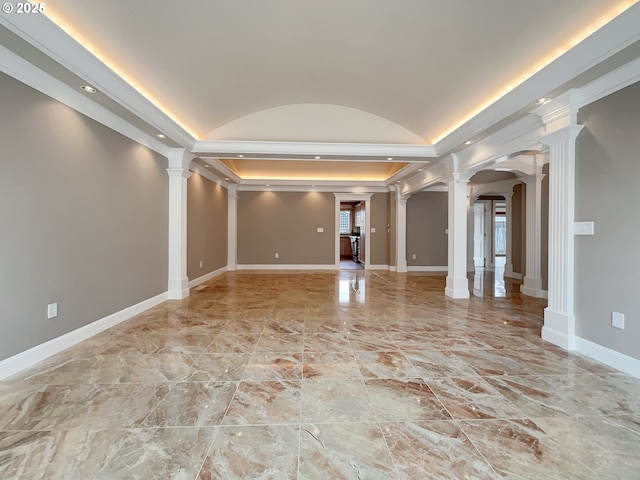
(521, 173), (545, 297)
(394, 190), (410, 273)
(535, 90), (583, 350)
(167, 148), (194, 299)
(227, 185), (238, 271)
(445, 174), (470, 298)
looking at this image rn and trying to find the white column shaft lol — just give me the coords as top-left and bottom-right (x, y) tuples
(167, 149), (193, 300)
(521, 174), (545, 297)
(227, 186), (238, 271)
(446, 175), (470, 298)
(543, 125), (583, 349)
(395, 194), (409, 273)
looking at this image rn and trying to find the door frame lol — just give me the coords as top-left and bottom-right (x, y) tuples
(334, 193), (372, 269)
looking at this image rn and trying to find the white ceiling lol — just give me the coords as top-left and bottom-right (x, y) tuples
(43, 0), (633, 143)
(1, 0), (639, 183)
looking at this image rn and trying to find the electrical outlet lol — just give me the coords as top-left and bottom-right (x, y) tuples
(412, 254), (416, 260)
(317, 227), (324, 233)
(47, 303), (58, 319)
(612, 311), (625, 329)
(275, 253), (279, 259)
(199, 260), (203, 268)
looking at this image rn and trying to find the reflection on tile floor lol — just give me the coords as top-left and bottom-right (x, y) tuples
(2, 270), (640, 479)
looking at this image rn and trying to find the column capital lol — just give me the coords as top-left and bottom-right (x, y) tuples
(167, 148), (196, 170)
(541, 125), (584, 148)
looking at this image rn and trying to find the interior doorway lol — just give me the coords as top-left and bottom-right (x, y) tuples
(334, 193), (372, 269)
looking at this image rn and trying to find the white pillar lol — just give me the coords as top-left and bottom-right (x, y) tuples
(167, 149), (194, 299)
(503, 191), (516, 278)
(395, 191), (409, 273)
(227, 185), (238, 271)
(445, 174), (470, 298)
(542, 125), (583, 350)
(521, 173), (545, 297)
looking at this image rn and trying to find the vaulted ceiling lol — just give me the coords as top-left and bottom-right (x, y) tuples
(1, 0), (639, 185)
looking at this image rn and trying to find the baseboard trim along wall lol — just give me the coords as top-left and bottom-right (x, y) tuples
(367, 265), (389, 270)
(188, 266), (227, 288)
(575, 336), (640, 379)
(407, 266), (448, 272)
(237, 264), (337, 271)
(0, 291), (168, 380)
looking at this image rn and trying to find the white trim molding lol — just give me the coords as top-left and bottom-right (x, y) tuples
(188, 266), (227, 289)
(193, 140), (437, 159)
(0, 292), (168, 380)
(237, 264), (337, 271)
(574, 337), (640, 379)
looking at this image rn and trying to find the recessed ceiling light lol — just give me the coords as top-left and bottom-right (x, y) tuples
(464, 140), (473, 145)
(238, 154), (244, 158)
(387, 157), (393, 161)
(224, 177), (230, 180)
(314, 156), (321, 159)
(205, 164), (209, 168)
(265, 184), (270, 187)
(396, 180), (401, 183)
(418, 168), (424, 172)
(80, 85), (97, 93)
(156, 134), (166, 139)
(535, 97), (551, 105)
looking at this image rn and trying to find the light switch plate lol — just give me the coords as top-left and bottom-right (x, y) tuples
(317, 227), (324, 233)
(47, 303), (58, 319)
(370, 227), (376, 233)
(612, 311), (625, 329)
(574, 221), (594, 235)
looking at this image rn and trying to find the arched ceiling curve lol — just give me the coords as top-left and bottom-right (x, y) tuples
(206, 104), (427, 144)
(41, 0), (636, 142)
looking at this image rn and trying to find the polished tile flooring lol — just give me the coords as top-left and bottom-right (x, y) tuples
(2, 270), (640, 479)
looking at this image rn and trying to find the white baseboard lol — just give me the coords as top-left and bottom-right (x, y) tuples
(0, 291), (168, 380)
(188, 266), (227, 288)
(407, 266), (448, 272)
(237, 264), (337, 271)
(541, 325), (571, 350)
(389, 266), (396, 272)
(367, 265), (389, 271)
(575, 336), (640, 379)
(505, 272), (523, 280)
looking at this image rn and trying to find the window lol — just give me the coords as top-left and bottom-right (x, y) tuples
(339, 210), (351, 233)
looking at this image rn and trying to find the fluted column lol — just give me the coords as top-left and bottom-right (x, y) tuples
(445, 174), (470, 298)
(395, 191), (410, 273)
(227, 185), (239, 271)
(542, 125), (583, 349)
(521, 173), (545, 297)
(167, 149), (194, 299)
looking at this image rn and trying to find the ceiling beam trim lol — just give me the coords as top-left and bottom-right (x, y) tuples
(192, 140), (437, 159)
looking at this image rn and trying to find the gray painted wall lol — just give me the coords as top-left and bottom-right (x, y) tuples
(0, 73), (168, 361)
(370, 193), (390, 266)
(575, 80), (640, 360)
(187, 174), (228, 278)
(237, 191), (334, 265)
(406, 192), (448, 267)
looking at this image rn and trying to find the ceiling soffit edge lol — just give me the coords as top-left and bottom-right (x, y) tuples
(432, 3), (640, 157)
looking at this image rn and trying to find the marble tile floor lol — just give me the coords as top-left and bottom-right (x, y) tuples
(1, 271), (640, 479)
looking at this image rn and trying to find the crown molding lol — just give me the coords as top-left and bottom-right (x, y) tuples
(0, 44), (170, 157)
(192, 140), (437, 159)
(0, 12), (196, 149)
(578, 53), (640, 109)
(238, 182), (389, 193)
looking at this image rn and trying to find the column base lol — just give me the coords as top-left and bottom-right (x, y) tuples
(521, 276), (544, 298)
(542, 307), (575, 350)
(445, 276), (469, 299)
(396, 260), (408, 273)
(168, 277), (190, 300)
